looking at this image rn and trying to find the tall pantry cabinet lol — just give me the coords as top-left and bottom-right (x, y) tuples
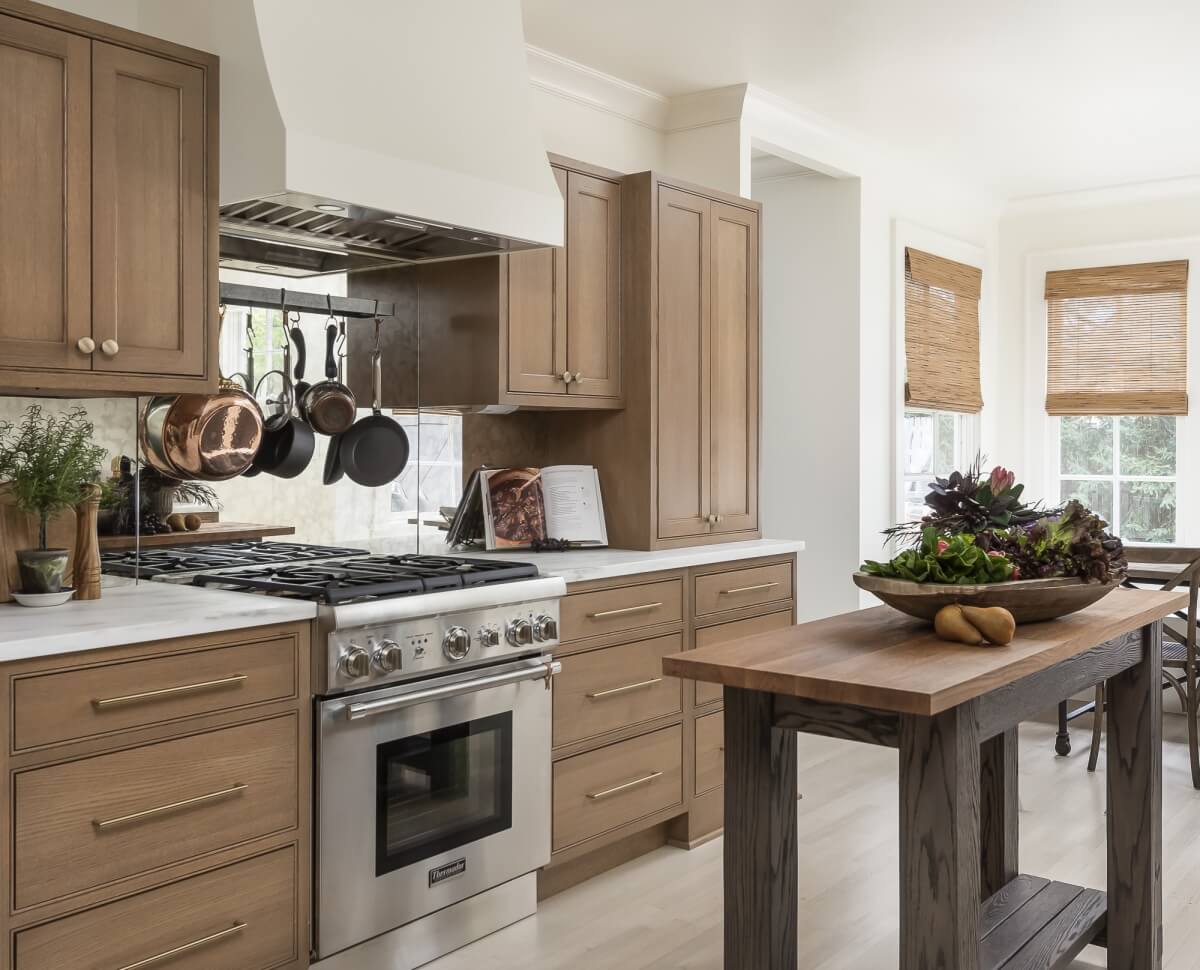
(554, 172), (761, 549)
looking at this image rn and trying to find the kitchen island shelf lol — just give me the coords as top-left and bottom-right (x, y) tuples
(979, 874), (1106, 969)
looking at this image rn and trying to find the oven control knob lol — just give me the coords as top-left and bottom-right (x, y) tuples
(341, 646), (371, 679)
(533, 615), (559, 642)
(373, 639), (403, 673)
(506, 618), (534, 647)
(479, 627), (501, 649)
(443, 626), (472, 661)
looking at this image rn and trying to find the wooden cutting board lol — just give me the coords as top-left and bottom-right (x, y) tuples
(0, 486), (77, 603)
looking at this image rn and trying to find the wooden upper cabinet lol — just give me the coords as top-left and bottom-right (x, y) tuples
(709, 201), (759, 535)
(656, 186), (711, 539)
(91, 42), (208, 379)
(0, 13), (90, 371)
(504, 160), (622, 406)
(0, 5), (217, 396)
(655, 189), (759, 542)
(565, 170), (621, 399)
(507, 167), (568, 394)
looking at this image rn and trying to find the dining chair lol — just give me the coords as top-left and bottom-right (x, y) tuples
(1063, 545), (1200, 789)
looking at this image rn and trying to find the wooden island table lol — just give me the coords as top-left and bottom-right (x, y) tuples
(663, 588), (1184, 970)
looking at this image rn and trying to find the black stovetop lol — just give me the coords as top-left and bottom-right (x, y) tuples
(189, 555), (539, 604)
(101, 540), (369, 578)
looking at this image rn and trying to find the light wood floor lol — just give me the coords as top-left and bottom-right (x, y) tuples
(428, 715), (1200, 969)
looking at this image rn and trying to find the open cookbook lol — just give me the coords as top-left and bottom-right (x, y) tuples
(447, 465), (608, 550)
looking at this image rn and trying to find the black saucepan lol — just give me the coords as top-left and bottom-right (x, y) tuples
(339, 349), (409, 487)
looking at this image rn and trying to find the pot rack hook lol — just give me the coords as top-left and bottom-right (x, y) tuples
(373, 314), (382, 354)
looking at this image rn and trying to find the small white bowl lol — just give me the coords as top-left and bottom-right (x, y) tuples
(11, 588), (75, 608)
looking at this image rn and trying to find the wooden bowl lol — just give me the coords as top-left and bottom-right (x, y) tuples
(852, 572), (1120, 623)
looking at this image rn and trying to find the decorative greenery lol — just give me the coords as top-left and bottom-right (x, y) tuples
(865, 463), (1128, 587)
(977, 501), (1127, 585)
(0, 405), (106, 549)
(885, 459), (1056, 545)
(138, 465), (221, 509)
(863, 529), (1014, 585)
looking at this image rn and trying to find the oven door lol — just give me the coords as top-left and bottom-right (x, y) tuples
(315, 654), (557, 959)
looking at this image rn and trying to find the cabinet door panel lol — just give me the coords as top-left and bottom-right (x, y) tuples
(709, 202), (759, 534)
(0, 15), (90, 371)
(566, 171), (621, 398)
(507, 166), (568, 394)
(92, 42), (207, 377)
(656, 187), (711, 539)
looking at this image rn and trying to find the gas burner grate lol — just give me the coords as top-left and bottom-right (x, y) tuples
(189, 555), (540, 603)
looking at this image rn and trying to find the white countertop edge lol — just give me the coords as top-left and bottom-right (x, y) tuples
(443, 538), (805, 585)
(0, 581), (317, 664)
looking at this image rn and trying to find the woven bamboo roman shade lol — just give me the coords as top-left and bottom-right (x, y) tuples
(1044, 260), (1189, 415)
(904, 248), (984, 412)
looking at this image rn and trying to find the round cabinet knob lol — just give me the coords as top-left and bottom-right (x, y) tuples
(341, 646), (371, 679)
(479, 627), (501, 649)
(100, 338), (119, 357)
(443, 626), (472, 661)
(373, 639), (403, 673)
(561, 370), (573, 384)
(76, 336), (96, 355)
(506, 618), (534, 648)
(533, 615), (559, 642)
(573, 372), (583, 383)
(706, 513), (717, 524)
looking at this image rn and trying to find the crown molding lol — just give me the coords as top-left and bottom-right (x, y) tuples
(1005, 173), (1200, 214)
(525, 45), (670, 131)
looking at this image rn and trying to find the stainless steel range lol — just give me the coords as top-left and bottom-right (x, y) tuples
(104, 542), (563, 969)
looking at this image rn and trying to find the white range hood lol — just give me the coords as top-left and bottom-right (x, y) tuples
(139, 0), (564, 275)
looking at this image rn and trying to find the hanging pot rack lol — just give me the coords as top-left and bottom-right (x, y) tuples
(218, 282), (396, 320)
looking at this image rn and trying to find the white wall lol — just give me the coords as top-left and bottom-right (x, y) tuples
(753, 173), (860, 620)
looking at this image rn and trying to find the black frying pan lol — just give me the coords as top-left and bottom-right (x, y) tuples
(339, 349), (409, 487)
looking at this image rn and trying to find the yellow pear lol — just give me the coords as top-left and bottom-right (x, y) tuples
(933, 604), (984, 645)
(960, 605), (1016, 645)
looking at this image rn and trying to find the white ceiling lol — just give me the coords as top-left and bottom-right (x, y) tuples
(521, 0), (1200, 200)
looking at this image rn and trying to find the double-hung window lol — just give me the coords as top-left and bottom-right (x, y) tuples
(1045, 260), (1188, 544)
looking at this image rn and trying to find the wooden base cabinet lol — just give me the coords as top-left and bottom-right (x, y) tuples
(548, 173), (761, 550)
(0, 0), (218, 396)
(0, 622), (311, 970)
(540, 554), (795, 895)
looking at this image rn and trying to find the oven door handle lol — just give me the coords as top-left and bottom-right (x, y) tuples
(344, 658), (562, 721)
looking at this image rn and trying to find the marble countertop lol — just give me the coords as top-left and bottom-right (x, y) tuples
(443, 538), (804, 585)
(0, 578), (318, 663)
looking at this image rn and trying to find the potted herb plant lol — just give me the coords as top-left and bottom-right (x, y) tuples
(0, 405), (106, 595)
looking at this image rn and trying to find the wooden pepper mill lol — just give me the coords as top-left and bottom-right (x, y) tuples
(73, 484), (102, 601)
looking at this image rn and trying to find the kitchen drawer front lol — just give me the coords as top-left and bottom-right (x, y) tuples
(561, 578), (683, 642)
(693, 609), (793, 707)
(553, 633), (683, 747)
(15, 714), (298, 909)
(553, 724), (683, 851)
(693, 560), (793, 618)
(694, 710), (725, 796)
(15, 844), (297, 970)
(13, 634), (299, 750)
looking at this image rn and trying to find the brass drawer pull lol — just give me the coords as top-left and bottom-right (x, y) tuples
(586, 770), (664, 801)
(587, 602), (663, 620)
(114, 921), (247, 970)
(587, 677), (663, 699)
(92, 674), (248, 709)
(93, 783), (248, 830)
(719, 582), (781, 596)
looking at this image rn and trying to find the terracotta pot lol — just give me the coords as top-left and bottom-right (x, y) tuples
(17, 548), (69, 594)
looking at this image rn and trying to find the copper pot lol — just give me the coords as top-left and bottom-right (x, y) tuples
(139, 380), (264, 481)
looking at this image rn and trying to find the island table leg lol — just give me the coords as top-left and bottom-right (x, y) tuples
(1107, 620), (1163, 969)
(899, 700), (982, 970)
(980, 727), (1019, 898)
(723, 686), (797, 970)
